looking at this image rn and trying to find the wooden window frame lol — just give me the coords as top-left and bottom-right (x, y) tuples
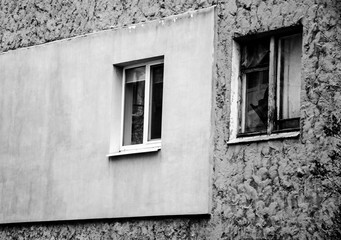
(229, 27), (302, 143)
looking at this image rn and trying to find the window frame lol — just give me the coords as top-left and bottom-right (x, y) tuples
(228, 28), (302, 143)
(119, 59), (164, 152)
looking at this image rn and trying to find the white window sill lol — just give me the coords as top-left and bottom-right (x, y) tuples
(226, 131), (300, 145)
(107, 145), (161, 157)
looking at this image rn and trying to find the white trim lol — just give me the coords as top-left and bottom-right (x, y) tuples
(277, 38), (282, 121)
(143, 64), (151, 144)
(107, 144), (161, 157)
(268, 36), (276, 134)
(241, 73), (246, 133)
(119, 59), (164, 152)
(120, 139), (161, 151)
(229, 41), (241, 142)
(119, 68), (126, 149)
(226, 131), (299, 145)
(230, 35), (302, 143)
(123, 60), (164, 70)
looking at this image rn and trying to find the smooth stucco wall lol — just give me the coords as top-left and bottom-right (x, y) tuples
(0, 7), (215, 223)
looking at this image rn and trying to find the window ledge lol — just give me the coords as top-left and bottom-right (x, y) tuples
(107, 146), (161, 157)
(226, 131), (299, 145)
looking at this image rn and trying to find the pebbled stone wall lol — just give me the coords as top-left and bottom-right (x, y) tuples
(1, 0), (341, 239)
(0, 218), (209, 240)
(214, 0), (341, 239)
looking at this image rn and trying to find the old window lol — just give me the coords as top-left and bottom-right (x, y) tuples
(230, 28), (302, 141)
(121, 60), (164, 151)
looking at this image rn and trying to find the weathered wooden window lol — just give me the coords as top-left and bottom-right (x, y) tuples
(238, 32), (302, 137)
(122, 60), (164, 148)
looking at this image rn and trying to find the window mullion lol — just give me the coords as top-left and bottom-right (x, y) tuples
(241, 74), (246, 133)
(268, 36), (276, 134)
(143, 65), (151, 144)
(120, 70), (126, 148)
(276, 38), (282, 123)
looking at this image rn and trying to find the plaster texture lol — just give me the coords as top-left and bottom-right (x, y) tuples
(1, 0), (341, 239)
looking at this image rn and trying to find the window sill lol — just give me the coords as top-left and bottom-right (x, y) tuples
(226, 131), (299, 145)
(107, 145), (161, 157)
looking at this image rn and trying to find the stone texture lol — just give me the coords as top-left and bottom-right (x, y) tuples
(1, 0), (341, 239)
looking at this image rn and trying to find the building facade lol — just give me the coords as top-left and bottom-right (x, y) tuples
(0, 0), (340, 239)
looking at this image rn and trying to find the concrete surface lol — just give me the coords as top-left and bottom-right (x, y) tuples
(0, 0), (341, 239)
(0, 7), (215, 223)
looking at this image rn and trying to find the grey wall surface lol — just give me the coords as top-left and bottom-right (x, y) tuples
(0, 7), (215, 223)
(0, 0), (341, 239)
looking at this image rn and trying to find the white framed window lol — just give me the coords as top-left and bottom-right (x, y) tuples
(229, 28), (302, 143)
(120, 60), (164, 152)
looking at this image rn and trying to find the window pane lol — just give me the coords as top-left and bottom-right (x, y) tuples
(277, 34), (302, 130)
(244, 70), (269, 133)
(123, 67), (145, 145)
(241, 40), (270, 69)
(149, 64), (164, 140)
(126, 66), (145, 83)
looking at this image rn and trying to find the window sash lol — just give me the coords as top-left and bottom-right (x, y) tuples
(241, 70), (269, 134)
(123, 79), (145, 145)
(120, 60), (163, 151)
(149, 64), (164, 140)
(239, 37), (272, 135)
(275, 33), (302, 131)
(238, 34), (301, 137)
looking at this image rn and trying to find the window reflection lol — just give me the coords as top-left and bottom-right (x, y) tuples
(123, 67), (146, 145)
(149, 64), (164, 140)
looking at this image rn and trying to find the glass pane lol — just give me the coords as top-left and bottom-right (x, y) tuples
(241, 40), (270, 69)
(123, 67), (145, 145)
(244, 70), (269, 133)
(278, 34), (302, 130)
(149, 64), (164, 140)
(126, 66), (145, 83)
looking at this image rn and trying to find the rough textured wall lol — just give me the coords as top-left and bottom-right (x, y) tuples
(214, 0), (341, 239)
(0, 218), (209, 240)
(1, 0), (341, 239)
(0, 0), (214, 52)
